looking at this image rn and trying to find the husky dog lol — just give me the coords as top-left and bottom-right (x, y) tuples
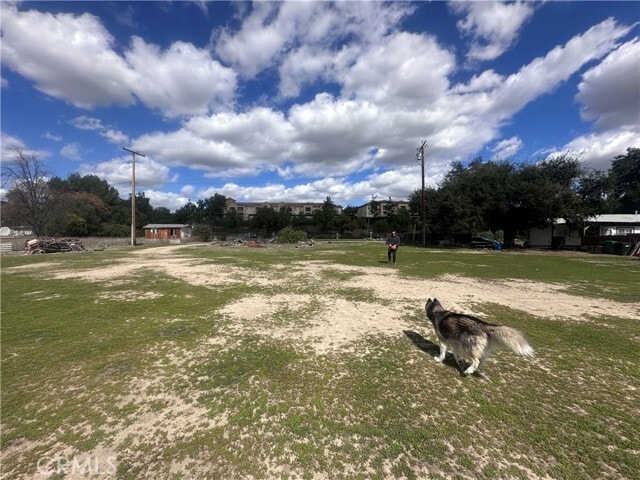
(425, 298), (534, 375)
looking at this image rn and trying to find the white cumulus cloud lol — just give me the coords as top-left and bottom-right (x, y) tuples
(79, 155), (171, 191)
(60, 142), (87, 161)
(1, 5), (236, 117)
(491, 137), (523, 160)
(576, 38), (640, 129)
(451, 1), (535, 61)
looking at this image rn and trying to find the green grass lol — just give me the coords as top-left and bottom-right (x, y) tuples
(2, 242), (639, 479)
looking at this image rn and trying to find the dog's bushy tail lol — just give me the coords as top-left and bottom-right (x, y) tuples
(487, 326), (534, 357)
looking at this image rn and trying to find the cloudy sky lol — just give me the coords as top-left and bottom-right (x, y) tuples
(2, 1), (639, 211)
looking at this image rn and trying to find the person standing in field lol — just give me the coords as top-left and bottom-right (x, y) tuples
(386, 231), (401, 264)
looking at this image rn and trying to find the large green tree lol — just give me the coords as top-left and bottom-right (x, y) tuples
(421, 156), (585, 246)
(54, 192), (110, 236)
(222, 208), (245, 230)
(251, 206), (285, 236)
(609, 148), (640, 213)
(48, 175), (116, 235)
(313, 196), (338, 233)
(49, 173), (120, 206)
(577, 170), (612, 215)
(174, 201), (198, 224)
(446, 159), (515, 236)
(148, 206), (173, 224)
(47, 173), (156, 236)
(197, 194), (227, 223)
(497, 156), (584, 245)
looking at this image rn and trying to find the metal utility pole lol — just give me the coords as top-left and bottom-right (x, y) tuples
(123, 147), (145, 246)
(417, 140), (427, 248)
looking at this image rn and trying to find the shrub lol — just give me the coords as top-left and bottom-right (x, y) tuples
(477, 230), (504, 242)
(66, 213), (88, 236)
(277, 226), (307, 243)
(193, 224), (212, 242)
(101, 223), (130, 237)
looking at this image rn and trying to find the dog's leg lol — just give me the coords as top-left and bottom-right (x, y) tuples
(434, 344), (447, 362)
(463, 358), (480, 375)
(453, 353), (465, 371)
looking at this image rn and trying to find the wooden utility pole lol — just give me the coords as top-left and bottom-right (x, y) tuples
(123, 147), (145, 246)
(417, 141), (427, 248)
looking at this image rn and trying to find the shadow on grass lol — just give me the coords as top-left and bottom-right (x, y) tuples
(403, 329), (480, 377)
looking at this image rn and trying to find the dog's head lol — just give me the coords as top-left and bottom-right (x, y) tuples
(425, 298), (444, 322)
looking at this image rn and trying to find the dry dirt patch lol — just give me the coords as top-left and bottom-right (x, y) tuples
(5, 245), (639, 479)
(20, 246), (637, 354)
(220, 293), (412, 354)
(20, 246), (639, 340)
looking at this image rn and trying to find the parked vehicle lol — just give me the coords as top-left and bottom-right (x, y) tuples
(470, 236), (500, 250)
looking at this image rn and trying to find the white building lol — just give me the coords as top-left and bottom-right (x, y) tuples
(528, 214), (640, 249)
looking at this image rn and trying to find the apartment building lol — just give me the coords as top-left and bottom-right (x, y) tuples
(355, 199), (410, 218)
(224, 198), (342, 220)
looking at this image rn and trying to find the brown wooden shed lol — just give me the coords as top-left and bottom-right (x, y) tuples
(142, 224), (192, 241)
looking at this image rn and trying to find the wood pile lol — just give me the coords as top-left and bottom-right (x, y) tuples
(25, 238), (85, 254)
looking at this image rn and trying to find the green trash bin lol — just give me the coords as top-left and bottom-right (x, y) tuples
(615, 242), (632, 256)
(601, 240), (617, 255)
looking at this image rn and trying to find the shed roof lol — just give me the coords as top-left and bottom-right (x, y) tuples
(142, 224), (190, 229)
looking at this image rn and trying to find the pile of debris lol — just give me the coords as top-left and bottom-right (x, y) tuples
(295, 239), (316, 248)
(219, 239), (246, 247)
(25, 238), (85, 254)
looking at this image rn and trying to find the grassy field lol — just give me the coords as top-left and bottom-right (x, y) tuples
(1, 242), (639, 479)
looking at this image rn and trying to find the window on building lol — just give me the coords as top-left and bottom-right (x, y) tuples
(617, 227), (633, 235)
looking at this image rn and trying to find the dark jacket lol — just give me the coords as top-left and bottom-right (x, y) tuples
(386, 234), (401, 249)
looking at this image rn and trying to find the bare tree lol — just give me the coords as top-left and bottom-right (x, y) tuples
(1, 149), (56, 237)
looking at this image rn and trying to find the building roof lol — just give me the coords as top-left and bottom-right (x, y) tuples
(556, 214), (640, 225)
(226, 200), (336, 208)
(587, 214), (640, 223)
(355, 199), (410, 209)
(142, 224), (190, 229)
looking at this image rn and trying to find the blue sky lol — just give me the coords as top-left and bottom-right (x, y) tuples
(2, 1), (639, 211)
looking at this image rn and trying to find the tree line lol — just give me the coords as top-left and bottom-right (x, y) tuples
(1, 148), (638, 244)
(408, 149), (638, 246)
